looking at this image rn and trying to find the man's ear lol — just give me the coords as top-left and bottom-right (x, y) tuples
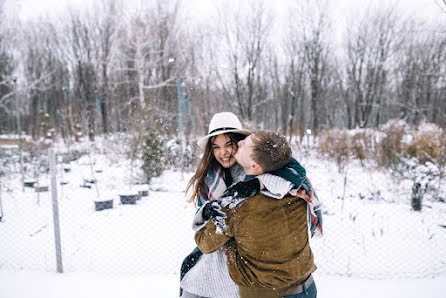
(251, 162), (262, 173)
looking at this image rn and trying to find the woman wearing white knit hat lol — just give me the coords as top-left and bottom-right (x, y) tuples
(180, 112), (250, 298)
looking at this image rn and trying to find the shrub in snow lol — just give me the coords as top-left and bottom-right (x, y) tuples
(395, 156), (439, 210)
(405, 123), (446, 202)
(376, 120), (408, 168)
(140, 118), (170, 183)
(315, 121), (445, 205)
(358, 190), (383, 201)
(406, 122), (445, 165)
(351, 129), (376, 165)
(317, 128), (351, 172)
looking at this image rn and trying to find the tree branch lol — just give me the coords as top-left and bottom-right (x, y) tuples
(141, 77), (177, 90)
(0, 70), (57, 108)
(435, 0), (446, 14)
(418, 71), (446, 77)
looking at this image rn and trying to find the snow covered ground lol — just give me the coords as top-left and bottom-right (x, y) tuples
(1, 137), (445, 297)
(0, 270), (445, 298)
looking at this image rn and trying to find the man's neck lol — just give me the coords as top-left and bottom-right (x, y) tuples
(243, 168), (263, 176)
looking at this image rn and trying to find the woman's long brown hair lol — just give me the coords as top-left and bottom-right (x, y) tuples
(186, 132), (246, 205)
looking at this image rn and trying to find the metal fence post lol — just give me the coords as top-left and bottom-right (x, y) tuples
(0, 178), (3, 222)
(49, 148), (63, 273)
(14, 78), (24, 191)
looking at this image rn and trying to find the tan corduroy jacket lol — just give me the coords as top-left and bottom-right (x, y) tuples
(195, 194), (316, 298)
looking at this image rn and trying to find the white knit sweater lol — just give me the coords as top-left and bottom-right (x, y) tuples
(180, 248), (238, 298)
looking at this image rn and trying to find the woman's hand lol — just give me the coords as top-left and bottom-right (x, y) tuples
(202, 201), (227, 222)
(219, 178), (261, 205)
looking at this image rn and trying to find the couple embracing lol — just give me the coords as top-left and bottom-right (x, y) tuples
(180, 112), (322, 298)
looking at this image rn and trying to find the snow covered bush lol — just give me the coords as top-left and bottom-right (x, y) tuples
(127, 108), (199, 183)
(315, 120), (445, 206)
(405, 123), (446, 202)
(395, 156), (438, 210)
(140, 118), (170, 183)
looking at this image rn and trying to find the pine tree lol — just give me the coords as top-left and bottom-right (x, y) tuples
(140, 118), (169, 183)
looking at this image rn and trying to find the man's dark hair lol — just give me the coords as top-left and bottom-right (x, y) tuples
(251, 130), (292, 172)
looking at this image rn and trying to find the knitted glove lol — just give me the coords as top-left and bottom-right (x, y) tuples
(202, 201), (227, 222)
(219, 178), (261, 209)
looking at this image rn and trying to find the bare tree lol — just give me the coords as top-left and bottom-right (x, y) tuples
(0, 0), (16, 133)
(214, 0), (272, 122)
(21, 20), (68, 139)
(3, 0), (445, 140)
(395, 21), (446, 127)
(181, 27), (218, 137)
(281, 22), (307, 139)
(344, 7), (400, 128)
(435, 0), (446, 14)
(92, 0), (122, 134)
(62, 9), (101, 140)
(115, 0), (186, 122)
(291, 0), (332, 134)
(151, 0), (188, 117)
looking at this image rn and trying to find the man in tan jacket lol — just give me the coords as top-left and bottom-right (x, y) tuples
(195, 130), (317, 298)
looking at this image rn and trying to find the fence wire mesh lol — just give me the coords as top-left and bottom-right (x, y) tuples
(0, 137), (445, 280)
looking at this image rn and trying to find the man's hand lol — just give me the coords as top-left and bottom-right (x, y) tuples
(219, 178), (261, 208)
(202, 201), (227, 222)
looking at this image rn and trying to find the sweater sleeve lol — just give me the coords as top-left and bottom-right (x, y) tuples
(257, 173), (294, 199)
(191, 205), (210, 231)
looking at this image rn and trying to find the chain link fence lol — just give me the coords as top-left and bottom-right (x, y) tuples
(1, 137), (445, 280)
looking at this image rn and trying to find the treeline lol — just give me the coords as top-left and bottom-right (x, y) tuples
(0, 0), (445, 142)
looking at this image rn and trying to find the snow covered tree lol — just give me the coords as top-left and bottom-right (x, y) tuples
(115, 0), (186, 126)
(0, 0), (16, 133)
(140, 116), (170, 183)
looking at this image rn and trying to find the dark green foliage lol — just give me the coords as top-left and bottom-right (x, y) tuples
(140, 118), (170, 183)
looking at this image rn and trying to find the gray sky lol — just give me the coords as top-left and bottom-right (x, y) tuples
(5, 0), (445, 22)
